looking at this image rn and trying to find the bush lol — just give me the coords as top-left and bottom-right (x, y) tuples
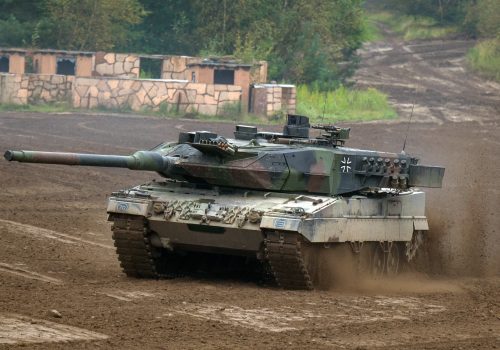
(468, 38), (500, 81)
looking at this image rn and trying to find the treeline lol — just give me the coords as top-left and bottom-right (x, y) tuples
(0, 0), (365, 87)
(383, 0), (499, 38)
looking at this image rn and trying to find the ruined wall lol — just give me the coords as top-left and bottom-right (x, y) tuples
(281, 86), (296, 115)
(72, 77), (242, 115)
(250, 61), (268, 84)
(0, 73), (73, 104)
(250, 84), (296, 116)
(33, 54), (57, 75)
(8, 54), (25, 74)
(76, 56), (93, 77)
(94, 52), (140, 78)
(161, 56), (194, 80)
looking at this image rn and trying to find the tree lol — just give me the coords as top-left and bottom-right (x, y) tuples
(44, 0), (146, 51)
(0, 0), (43, 47)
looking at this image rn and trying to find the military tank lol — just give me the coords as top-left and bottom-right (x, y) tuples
(4, 115), (444, 289)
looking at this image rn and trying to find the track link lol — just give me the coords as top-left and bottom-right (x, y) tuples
(111, 215), (159, 278)
(264, 231), (313, 290)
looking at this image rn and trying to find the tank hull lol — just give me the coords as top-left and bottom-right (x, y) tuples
(107, 180), (428, 289)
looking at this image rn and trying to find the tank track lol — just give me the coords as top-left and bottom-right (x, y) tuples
(111, 215), (160, 278)
(264, 231), (314, 290)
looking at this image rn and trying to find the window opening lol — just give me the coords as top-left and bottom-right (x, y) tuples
(0, 56), (9, 73)
(25, 56), (34, 73)
(214, 69), (234, 85)
(140, 58), (162, 79)
(56, 57), (75, 75)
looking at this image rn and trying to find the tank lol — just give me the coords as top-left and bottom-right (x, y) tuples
(4, 115), (444, 289)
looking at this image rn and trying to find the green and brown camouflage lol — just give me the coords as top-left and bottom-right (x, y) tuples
(3, 115), (445, 289)
(4, 115), (443, 195)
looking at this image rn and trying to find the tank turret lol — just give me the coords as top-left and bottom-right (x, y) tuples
(4, 115), (444, 195)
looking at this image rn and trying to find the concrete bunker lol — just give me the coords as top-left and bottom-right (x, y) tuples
(188, 60), (252, 110)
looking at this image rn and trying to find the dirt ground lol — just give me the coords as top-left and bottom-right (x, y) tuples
(1, 36), (499, 349)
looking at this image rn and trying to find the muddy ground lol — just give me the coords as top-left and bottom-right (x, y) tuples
(1, 36), (499, 349)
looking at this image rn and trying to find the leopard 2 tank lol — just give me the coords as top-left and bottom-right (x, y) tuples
(4, 115), (444, 289)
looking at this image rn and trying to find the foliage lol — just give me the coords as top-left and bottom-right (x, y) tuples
(378, 0), (499, 39)
(296, 85), (397, 122)
(361, 16), (384, 42)
(467, 38), (500, 81)
(0, 0), (366, 88)
(367, 11), (459, 41)
(43, 0), (146, 51)
(468, 0), (500, 38)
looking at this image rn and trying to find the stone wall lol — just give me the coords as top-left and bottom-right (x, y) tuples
(72, 77), (242, 115)
(0, 73), (295, 118)
(250, 84), (296, 116)
(0, 73), (72, 104)
(94, 52), (139, 78)
(161, 56), (200, 80)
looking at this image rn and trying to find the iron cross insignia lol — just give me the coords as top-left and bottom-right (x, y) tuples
(341, 156), (352, 173)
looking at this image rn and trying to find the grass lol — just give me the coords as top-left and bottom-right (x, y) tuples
(0, 102), (74, 113)
(361, 15), (384, 42)
(365, 10), (459, 41)
(296, 85), (397, 122)
(467, 38), (500, 81)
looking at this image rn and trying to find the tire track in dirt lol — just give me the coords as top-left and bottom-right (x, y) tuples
(0, 313), (108, 345)
(354, 25), (500, 124)
(0, 219), (114, 250)
(0, 263), (63, 284)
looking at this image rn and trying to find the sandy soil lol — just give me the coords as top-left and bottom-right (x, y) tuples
(0, 34), (499, 349)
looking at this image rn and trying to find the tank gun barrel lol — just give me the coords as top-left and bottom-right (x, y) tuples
(4, 150), (175, 172)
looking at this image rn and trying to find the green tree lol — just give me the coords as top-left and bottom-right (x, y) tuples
(0, 0), (43, 47)
(475, 0), (500, 37)
(44, 0), (146, 51)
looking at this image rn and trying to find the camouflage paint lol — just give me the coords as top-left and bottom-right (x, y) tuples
(4, 121), (444, 196)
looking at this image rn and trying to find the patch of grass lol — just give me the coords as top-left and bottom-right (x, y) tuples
(467, 38), (500, 81)
(0, 101), (73, 113)
(361, 15), (384, 42)
(366, 10), (459, 41)
(296, 85), (397, 122)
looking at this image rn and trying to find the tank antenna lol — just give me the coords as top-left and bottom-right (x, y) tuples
(321, 92), (327, 122)
(402, 102), (415, 153)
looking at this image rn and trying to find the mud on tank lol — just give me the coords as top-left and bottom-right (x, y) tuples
(4, 115), (445, 290)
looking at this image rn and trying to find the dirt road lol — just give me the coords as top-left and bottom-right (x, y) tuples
(354, 27), (500, 124)
(0, 110), (498, 349)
